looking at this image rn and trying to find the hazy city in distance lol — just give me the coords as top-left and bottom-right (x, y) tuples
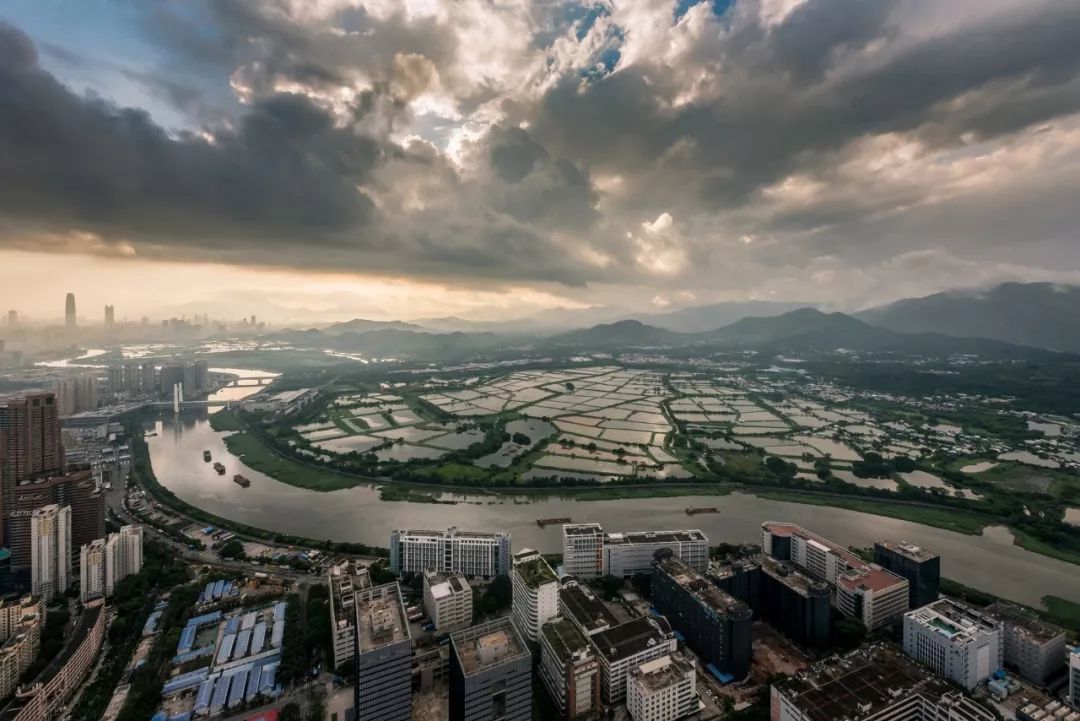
(2, 3), (1080, 721)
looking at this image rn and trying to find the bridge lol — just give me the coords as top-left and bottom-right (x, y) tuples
(151, 399), (235, 409)
(224, 377), (273, 387)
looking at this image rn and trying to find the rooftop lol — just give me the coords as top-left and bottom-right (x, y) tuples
(765, 522), (907, 594)
(774, 646), (952, 721)
(985, 601), (1065, 644)
(356, 583), (410, 652)
(907, 598), (1000, 643)
(605, 529), (707, 546)
(563, 523), (604, 537)
(452, 618), (529, 676)
(541, 618), (592, 663)
(514, 553), (557, 589)
(655, 554), (751, 618)
(759, 557), (828, 598)
(395, 527), (508, 540)
(559, 582), (618, 634)
(630, 654), (695, 693)
(424, 570), (469, 600)
(591, 616), (673, 664)
(876, 540), (939, 562)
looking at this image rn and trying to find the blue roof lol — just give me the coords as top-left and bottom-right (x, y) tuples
(151, 712), (167, 721)
(186, 611), (222, 629)
(224, 617), (241, 635)
(173, 647), (215, 665)
(227, 670), (248, 707)
(194, 680), (214, 713)
(273, 602), (286, 622)
(250, 622), (267, 655)
(144, 611), (163, 635)
(234, 629), (252, 660)
(162, 669), (209, 695)
(271, 620), (284, 648)
(211, 676), (231, 710)
(706, 663), (734, 684)
(169, 713), (191, 721)
(260, 665), (277, 694)
(246, 667), (263, 701)
(216, 635), (235, 665)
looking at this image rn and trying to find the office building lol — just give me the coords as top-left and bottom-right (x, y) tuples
(0, 392), (64, 542)
(626, 654), (697, 721)
(559, 578), (618, 637)
(591, 616), (676, 704)
(903, 598), (1003, 690)
(650, 552), (752, 681)
(65, 293), (76, 331)
(390, 527), (511, 578)
(713, 555), (830, 650)
(423, 570), (472, 632)
(762, 522), (909, 630)
(450, 617), (532, 721)
(1070, 649), (1080, 709)
(30, 504), (71, 600)
(985, 601), (1066, 686)
(105, 525), (143, 596)
(11, 468), (104, 569)
(353, 583), (412, 721)
(874, 540), (941, 609)
(562, 524), (604, 578)
(80, 539), (106, 602)
(328, 560), (372, 669)
(0, 597), (42, 703)
(771, 646), (995, 721)
(539, 617), (600, 719)
(510, 549), (558, 644)
(1, 603), (106, 721)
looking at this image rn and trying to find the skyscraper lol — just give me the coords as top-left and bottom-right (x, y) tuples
(64, 293), (76, 331)
(11, 468), (104, 570)
(103, 305), (114, 327)
(5, 311), (15, 326)
(30, 504), (71, 600)
(0, 393), (64, 543)
(80, 539), (106, 602)
(104, 525), (143, 595)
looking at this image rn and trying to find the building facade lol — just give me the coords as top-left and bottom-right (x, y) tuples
(11, 468), (104, 569)
(539, 617), (600, 720)
(450, 618), (532, 721)
(591, 616), (677, 704)
(626, 654), (697, 721)
(328, 561), (372, 671)
(650, 552), (752, 681)
(0, 392), (64, 543)
(80, 539), (106, 602)
(353, 583), (412, 721)
(562, 524), (604, 578)
(30, 504), (71, 600)
(105, 524), (143, 596)
(985, 601), (1066, 686)
(390, 527), (511, 578)
(423, 570), (473, 632)
(0, 597), (42, 702)
(903, 598), (1003, 690)
(762, 522), (909, 631)
(562, 524), (709, 579)
(874, 540), (941, 610)
(510, 549), (559, 644)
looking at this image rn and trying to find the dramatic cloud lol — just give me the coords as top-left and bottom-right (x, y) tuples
(1, 0), (1080, 308)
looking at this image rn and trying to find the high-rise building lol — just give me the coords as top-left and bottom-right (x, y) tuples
(64, 293), (76, 331)
(591, 616), (676, 704)
(182, 364), (197, 398)
(0, 392), (64, 543)
(390, 527), (511, 578)
(712, 555), (831, 650)
(123, 363), (142, 396)
(771, 647), (995, 721)
(902, 598), (1003, 690)
(1070, 649), (1080, 709)
(510, 548), (559, 645)
(423, 570), (473, 633)
(80, 538), (106, 602)
(626, 654), (697, 721)
(105, 524), (143, 595)
(0, 596), (43, 702)
(762, 522), (909, 631)
(159, 364), (185, 398)
(193, 360), (209, 392)
(106, 366), (124, 397)
(539, 617), (600, 719)
(985, 601), (1067, 686)
(558, 578), (618, 637)
(11, 468), (104, 569)
(141, 363), (157, 396)
(650, 552), (752, 681)
(327, 560), (372, 670)
(874, 540), (940, 609)
(5, 311), (14, 326)
(353, 583), (412, 721)
(450, 617), (532, 721)
(30, 504), (71, 600)
(562, 523), (709, 579)
(53, 373), (98, 416)
(104, 305), (114, 327)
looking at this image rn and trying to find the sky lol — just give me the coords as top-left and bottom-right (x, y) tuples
(2, 0), (1080, 324)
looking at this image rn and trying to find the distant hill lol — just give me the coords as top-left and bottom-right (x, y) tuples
(325, 318), (423, 334)
(856, 282), (1080, 352)
(641, 300), (816, 333)
(546, 319), (687, 348)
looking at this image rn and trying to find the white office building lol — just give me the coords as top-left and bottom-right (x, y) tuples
(627, 654), (698, 721)
(30, 504), (70, 600)
(593, 616), (677, 704)
(104, 525), (143, 596)
(390, 527), (511, 578)
(511, 549), (559, 644)
(903, 598), (1003, 690)
(80, 539), (107, 602)
(1070, 649), (1080, 709)
(562, 523), (709, 579)
(423, 569), (473, 632)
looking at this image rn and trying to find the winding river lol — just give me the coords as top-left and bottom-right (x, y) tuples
(144, 372), (1080, 608)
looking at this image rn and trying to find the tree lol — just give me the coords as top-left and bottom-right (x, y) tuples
(218, 538), (245, 560)
(630, 572), (651, 599)
(831, 615), (866, 652)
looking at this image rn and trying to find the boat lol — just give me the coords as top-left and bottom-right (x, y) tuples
(203, 450), (212, 462)
(213, 462), (226, 475)
(536, 517), (572, 527)
(233, 474), (251, 488)
(685, 507), (720, 516)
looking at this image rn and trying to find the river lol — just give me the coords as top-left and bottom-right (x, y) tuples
(142, 373), (1080, 608)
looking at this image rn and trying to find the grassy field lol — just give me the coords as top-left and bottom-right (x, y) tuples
(753, 490), (990, 535)
(218, 422), (361, 492)
(1042, 596), (1080, 633)
(1011, 527), (1080, 566)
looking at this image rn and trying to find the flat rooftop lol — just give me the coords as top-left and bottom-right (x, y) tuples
(514, 555), (557, 589)
(876, 540), (939, 562)
(908, 598), (1000, 641)
(356, 583), (410, 652)
(765, 522), (906, 594)
(563, 523), (603, 537)
(559, 582), (618, 634)
(592, 616), (672, 664)
(759, 557), (827, 598)
(631, 654), (694, 693)
(605, 529), (707, 546)
(655, 555), (750, 618)
(452, 619), (529, 676)
(541, 617), (591, 663)
(426, 571), (469, 599)
(774, 647), (950, 721)
(395, 527), (507, 540)
(986, 601), (1064, 644)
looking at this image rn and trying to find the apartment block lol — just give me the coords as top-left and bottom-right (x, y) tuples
(30, 504), (70, 600)
(562, 524), (604, 578)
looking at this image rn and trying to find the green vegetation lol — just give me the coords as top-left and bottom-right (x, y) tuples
(753, 490), (990, 535)
(473, 576), (512, 620)
(1041, 596), (1080, 634)
(515, 557), (556, 588)
(568, 484), (732, 501)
